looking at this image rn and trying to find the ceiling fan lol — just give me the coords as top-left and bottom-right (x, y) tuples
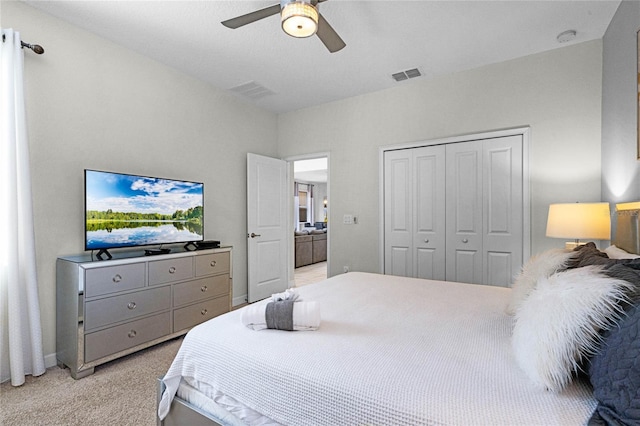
(221, 0), (346, 53)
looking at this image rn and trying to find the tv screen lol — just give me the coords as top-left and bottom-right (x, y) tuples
(84, 169), (204, 253)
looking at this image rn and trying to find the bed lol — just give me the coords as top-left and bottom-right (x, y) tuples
(157, 205), (640, 425)
(158, 271), (604, 425)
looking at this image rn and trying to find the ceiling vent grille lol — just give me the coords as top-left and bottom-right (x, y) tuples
(392, 68), (422, 82)
(229, 81), (275, 100)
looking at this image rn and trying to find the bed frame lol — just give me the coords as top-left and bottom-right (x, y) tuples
(156, 378), (221, 426)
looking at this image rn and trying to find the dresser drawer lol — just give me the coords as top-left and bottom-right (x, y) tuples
(173, 275), (229, 307)
(173, 295), (230, 332)
(84, 286), (171, 331)
(148, 257), (193, 285)
(84, 263), (145, 298)
(195, 252), (230, 277)
(84, 312), (171, 362)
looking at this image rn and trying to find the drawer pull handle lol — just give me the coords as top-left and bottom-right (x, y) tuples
(169, 266), (176, 274)
(201, 309), (208, 316)
(128, 330), (137, 338)
(462, 238), (469, 244)
(127, 302), (137, 310)
(112, 274), (122, 283)
(424, 239), (429, 243)
(210, 260), (217, 267)
(201, 285), (208, 292)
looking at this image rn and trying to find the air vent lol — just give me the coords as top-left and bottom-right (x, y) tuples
(229, 81), (275, 100)
(392, 68), (422, 82)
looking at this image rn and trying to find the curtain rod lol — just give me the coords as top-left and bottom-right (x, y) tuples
(1, 34), (45, 54)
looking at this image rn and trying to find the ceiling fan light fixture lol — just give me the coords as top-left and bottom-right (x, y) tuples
(281, 1), (318, 38)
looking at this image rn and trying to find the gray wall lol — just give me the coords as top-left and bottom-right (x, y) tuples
(602, 1), (640, 205)
(278, 41), (604, 278)
(3, 2), (278, 364)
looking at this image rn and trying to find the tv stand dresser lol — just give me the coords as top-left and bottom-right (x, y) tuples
(56, 246), (232, 379)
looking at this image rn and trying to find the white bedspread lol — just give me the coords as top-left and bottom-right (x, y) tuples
(159, 272), (596, 425)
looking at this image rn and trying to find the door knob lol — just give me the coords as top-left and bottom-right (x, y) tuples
(462, 238), (469, 243)
(250, 233), (261, 238)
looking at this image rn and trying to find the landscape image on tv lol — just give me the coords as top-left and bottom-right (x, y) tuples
(85, 170), (204, 250)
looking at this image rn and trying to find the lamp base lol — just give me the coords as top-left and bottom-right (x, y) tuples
(565, 241), (587, 250)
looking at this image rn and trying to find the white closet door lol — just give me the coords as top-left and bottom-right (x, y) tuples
(384, 150), (413, 276)
(483, 135), (523, 287)
(413, 146), (446, 280)
(445, 141), (483, 284)
(383, 132), (524, 286)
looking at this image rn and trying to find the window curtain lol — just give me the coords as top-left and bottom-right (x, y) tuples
(0, 28), (46, 386)
(308, 184), (314, 225)
(293, 182), (300, 231)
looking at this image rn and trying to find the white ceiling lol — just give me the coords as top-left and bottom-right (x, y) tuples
(21, 1), (620, 114)
(294, 157), (328, 183)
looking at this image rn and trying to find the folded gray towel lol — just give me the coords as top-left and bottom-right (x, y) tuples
(265, 300), (295, 331)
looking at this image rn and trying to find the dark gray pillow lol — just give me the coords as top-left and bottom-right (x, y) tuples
(565, 243), (635, 270)
(588, 302), (640, 425)
(565, 242), (610, 269)
(603, 264), (640, 305)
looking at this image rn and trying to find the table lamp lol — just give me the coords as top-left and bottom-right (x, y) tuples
(546, 202), (611, 249)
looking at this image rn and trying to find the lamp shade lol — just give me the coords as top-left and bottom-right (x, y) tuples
(281, 1), (318, 38)
(546, 202), (611, 240)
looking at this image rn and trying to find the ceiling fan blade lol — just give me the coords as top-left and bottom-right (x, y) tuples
(316, 13), (346, 53)
(222, 4), (281, 29)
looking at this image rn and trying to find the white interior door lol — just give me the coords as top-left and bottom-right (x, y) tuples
(383, 132), (525, 287)
(247, 153), (289, 303)
(384, 146), (446, 280)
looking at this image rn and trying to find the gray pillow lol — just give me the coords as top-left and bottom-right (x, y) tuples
(588, 302), (640, 425)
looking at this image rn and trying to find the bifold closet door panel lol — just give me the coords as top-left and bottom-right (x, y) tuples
(445, 142), (483, 284)
(413, 146), (446, 281)
(482, 135), (523, 287)
(384, 150), (413, 277)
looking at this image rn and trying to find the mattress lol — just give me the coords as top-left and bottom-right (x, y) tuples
(159, 272), (597, 425)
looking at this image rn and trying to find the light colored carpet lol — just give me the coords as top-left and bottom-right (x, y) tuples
(0, 337), (183, 426)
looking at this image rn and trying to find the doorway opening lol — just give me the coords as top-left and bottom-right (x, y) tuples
(291, 156), (329, 287)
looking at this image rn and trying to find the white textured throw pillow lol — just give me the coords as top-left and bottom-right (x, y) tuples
(506, 248), (574, 315)
(512, 266), (631, 392)
(604, 245), (640, 259)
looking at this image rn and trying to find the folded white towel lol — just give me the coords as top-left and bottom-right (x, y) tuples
(242, 301), (321, 331)
(271, 288), (300, 302)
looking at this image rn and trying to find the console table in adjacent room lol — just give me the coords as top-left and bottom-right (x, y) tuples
(56, 246), (232, 379)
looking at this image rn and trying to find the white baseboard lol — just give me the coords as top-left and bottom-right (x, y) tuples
(45, 352), (58, 369)
(232, 294), (247, 307)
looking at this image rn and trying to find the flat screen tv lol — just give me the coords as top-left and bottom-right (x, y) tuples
(84, 169), (204, 259)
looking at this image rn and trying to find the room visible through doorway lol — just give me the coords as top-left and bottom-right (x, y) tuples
(293, 156), (328, 286)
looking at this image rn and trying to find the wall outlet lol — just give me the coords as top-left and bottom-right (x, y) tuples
(343, 266), (350, 273)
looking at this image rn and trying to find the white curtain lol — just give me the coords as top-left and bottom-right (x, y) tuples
(309, 184), (314, 225)
(293, 182), (300, 231)
(0, 28), (46, 386)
